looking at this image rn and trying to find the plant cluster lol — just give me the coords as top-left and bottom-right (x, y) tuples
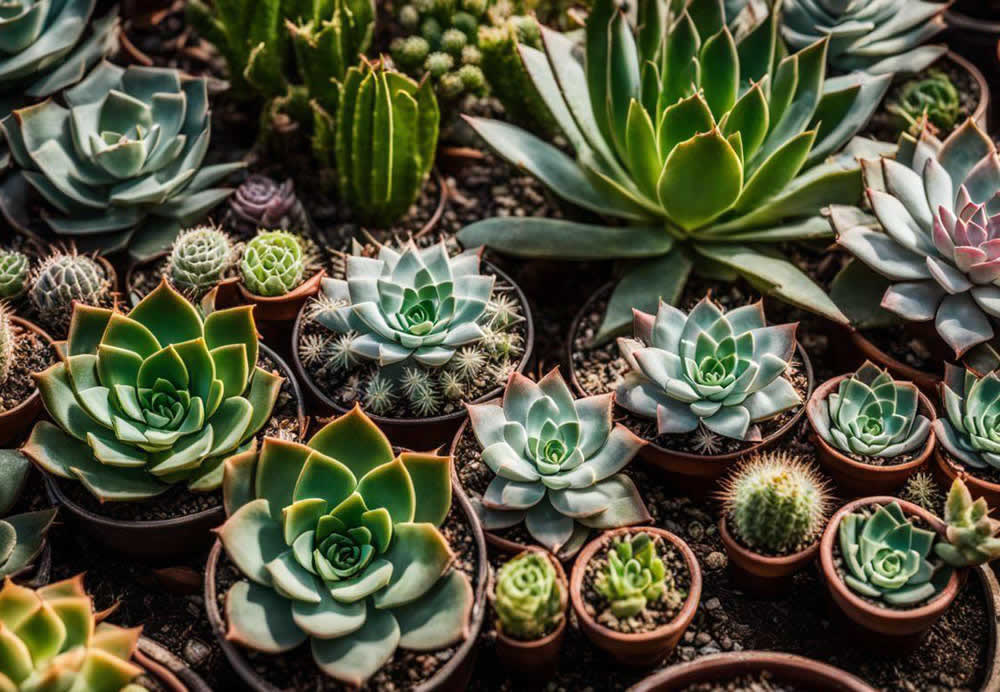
(225, 174), (311, 236)
(0, 249), (29, 299)
(28, 248), (112, 333)
(0, 449), (57, 578)
(935, 364), (1000, 472)
(492, 550), (566, 640)
(240, 230), (307, 297)
(887, 70), (961, 136)
(168, 225), (237, 294)
(594, 533), (675, 619)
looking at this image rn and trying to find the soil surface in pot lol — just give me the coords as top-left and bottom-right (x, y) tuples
(0, 322), (57, 412)
(212, 502), (480, 691)
(855, 325), (937, 375)
(677, 670), (804, 692)
(828, 443), (922, 468)
(939, 447), (1000, 486)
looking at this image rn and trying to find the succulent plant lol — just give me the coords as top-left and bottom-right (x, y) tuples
(616, 296), (801, 441)
(0, 575), (148, 691)
(0, 249), (29, 299)
(934, 364), (1000, 472)
(808, 361), (931, 458)
(781, 0), (948, 76)
(887, 70), (961, 137)
(28, 249), (111, 333)
(901, 471), (943, 514)
(719, 451), (831, 554)
(0, 449), (57, 578)
(829, 120), (1000, 358)
(240, 230), (306, 298)
(21, 280), (282, 501)
(0, 62), (244, 261)
(467, 369), (650, 556)
(226, 174), (310, 236)
(459, 0), (891, 342)
(217, 405), (473, 686)
(838, 501), (949, 605)
(935, 478), (1000, 568)
(478, 20), (555, 132)
(492, 550), (566, 640)
(594, 533), (670, 618)
(168, 226), (236, 293)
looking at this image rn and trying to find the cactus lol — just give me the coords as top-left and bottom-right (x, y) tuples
(168, 225), (235, 293)
(240, 230), (306, 297)
(478, 21), (555, 131)
(0, 303), (12, 386)
(0, 249), (29, 298)
(595, 533), (670, 618)
(719, 452), (832, 554)
(28, 249), (111, 332)
(493, 551), (566, 640)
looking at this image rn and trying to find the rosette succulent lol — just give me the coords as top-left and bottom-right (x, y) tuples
(616, 296), (801, 441)
(21, 280), (282, 501)
(838, 501), (949, 605)
(594, 533), (670, 618)
(0, 249), (28, 299)
(492, 550), (566, 640)
(830, 120), (1000, 357)
(28, 249), (111, 333)
(467, 369), (650, 557)
(459, 0), (891, 341)
(0, 61), (244, 261)
(0, 449), (57, 578)
(935, 478), (1000, 568)
(934, 364), (1000, 472)
(888, 70), (961, 136)
(240, 230), (306, 297)
(168, 225), (236, 293)
(217, 406), (473, 687)
(225, 174), (310, 236)
(808, 361), (932, 458)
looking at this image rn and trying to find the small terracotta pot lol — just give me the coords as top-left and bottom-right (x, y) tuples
(629, 651), (876, 692)
(840, 326), (942, 398)
(934, 446), (1000, 508)
(238, 270), (325, 348)
(0, 317), (55, 446)
(806, 373), (937, 497)
(124, 251), (241, 308)
(136, 636), (212, 692)
(570, 527), (702, 667)
(818, 496), (962, 642)
(718, 516), (819, 598)
(943, 51), (991, 128)
(491, 548), (568, 680)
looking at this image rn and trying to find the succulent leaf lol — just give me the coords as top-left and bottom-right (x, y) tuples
(0, 250), (29, 299)
(492, 550), (565, 640)
(594, 533), (673, 619)
(226, 174), (311, 235)
(240, 230), (306, 298)
(935, 478), (1000, 567)
(168, 225), (235, 293)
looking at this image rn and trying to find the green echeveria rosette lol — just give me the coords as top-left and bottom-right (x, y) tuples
(240, 230), (306, 298)
(0, 248), (29, 298)
(0, 60), (244, 261)
(21, 279), (283, 502)
(217, 405), (474, 687)
(0, 449), (57, 578)
(467, 369), (650, 557)
(316, 241), (493, 367)
(616, 296), (802, 442)
(492, 550), (565, 640)
(808, 361), (931, 458)
(934, 363), (1000, 472)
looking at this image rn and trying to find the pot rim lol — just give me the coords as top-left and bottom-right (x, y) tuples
(0, 316), (55, 423)
(490, 547), (569, 647)
(236, 269), (326, 304)
(291, 260), (535, 429)
(934, 445), (1000, 494)
(569, 526), (702, 645)
(949, 7), (1000, 33)
(941, 51), (990, 127)
(203, 475), (490, 692)
(136, 635), (212, 692)
(818, 495), (962, 623)
(845, 328), (942, 392)
(718, 515), (820, 570)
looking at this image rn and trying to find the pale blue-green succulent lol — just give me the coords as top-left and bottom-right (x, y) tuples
(935, 364), (1000, 472)
(0, 449), (57, 578)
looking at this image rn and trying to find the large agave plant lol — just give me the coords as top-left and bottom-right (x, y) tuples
(217, 406), (473, 687)
(829, 120), (1000, 358)
(0, 61), (244, 261)
(21, 280), (282, 501)
(458, 0), (891, 341)
(934, 364), (1000, 472)
(616, 296), (801, 441)
(467, 369), (650, 557)
(0, 449), (57, 578)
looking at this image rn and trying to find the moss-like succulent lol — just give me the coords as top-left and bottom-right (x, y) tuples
(217, 406), (473, 687)
(28, 249), (111, 333)
(168, 226), (236, 294)
(595, 533), (670, 618)
(0, 249), (29, 299)
(493, 550), (565, 640)
(935, 478), (1000, 568)
(0, 449), (57, 578)
(22, 280), (282, 502)
(226, 174), (310, 236)
(720, 452), (831, 554)
(240, 230), (306, 297)
(887, 70), (961, 136)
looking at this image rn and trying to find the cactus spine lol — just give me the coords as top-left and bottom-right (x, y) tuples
(28, 249), (111, 332)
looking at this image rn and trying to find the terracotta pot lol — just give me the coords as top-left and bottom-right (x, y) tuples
(629, 651), (876, 692)
(136, 636), (212, 692)
(806, 373), (937, 497)
(570, 527), (702, 667)
(818, 496), (962, 642)
(942, 51), (991, 128)
(38, 343), (307, 560)
(292, 261), (534, 451)
(718, 516), (819, 598)
(933, 446), (1000, 509)
(0, 317), (55, 446)
(491, 548), (568, 680)
(124, 250), (241, 308)
(203, 477), (489, 692)
(238, 270), (325, 349)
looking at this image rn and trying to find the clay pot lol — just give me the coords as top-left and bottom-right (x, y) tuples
(629, 651), (875, 692)
(943, 51), (991, 128)
(718, 516), (819, 598)
(807, 373), (937, 497)
(570, 527), (701, 667)
(0, 317), (55, 446)
(818, 496), (962, 643)
(237, 270), (325, 347)
(136, 636), (212, 692)
(934, 447), (1000, 508)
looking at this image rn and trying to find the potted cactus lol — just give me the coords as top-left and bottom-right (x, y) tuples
(0, 302), (58, 446)
(717, 452), (833, 596)
(569, 527), (701, 666)
(807, 361), (937, 496)
(26, 247), (117, 339)
(490, 548), (568, 679)
(0, 449), (56, 583)
(236, 230), (325, 328)
(205, 405), (485, 690)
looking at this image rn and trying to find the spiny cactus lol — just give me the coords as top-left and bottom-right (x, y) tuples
(493, 551), (566, 640)
(595, 533), (671, 618)
(0, 303), (12, 386)
(720, 452), (832, 554)
(168, 225), (236, 293)
(0, 249), (29, 298)
(240, 230), (306, 297)
(28, 249), (111, 333)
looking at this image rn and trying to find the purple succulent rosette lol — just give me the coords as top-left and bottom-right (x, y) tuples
(227, 174), (310, 235)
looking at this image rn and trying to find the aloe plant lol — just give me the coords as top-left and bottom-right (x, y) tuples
(936, 478), (1000, 568)
(0, 449), (57, 578)
(217, 406), (473, 687)
(458, 0), (891, 342)
(935, 364), (1000, 473)
(21, 280), (282, 501)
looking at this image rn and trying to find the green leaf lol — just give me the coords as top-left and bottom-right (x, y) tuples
(698, 28), (738, 120)
(830, 259), (898, 330)
(625, 99), (661, 199)
(225, 580), (305, 654)
(204, 306), (258, 373)
(658, 129), (743, 230)
(394, 570), (473, 651)
(217, 498), (286, 586)
(723, 83), (769, 164)
(457, 218), (674, 260)
(657, 92), (715, 163)
(0, 451), (30, 516)
(357, 458), (416, 526)
(311, 609), (399, 687)
(66, 305), (113, 357)
(372, 523), (453, 610)
(734, 129), (817, 213)
(606, 10), (642, 161)
(399, 453), (451, 527)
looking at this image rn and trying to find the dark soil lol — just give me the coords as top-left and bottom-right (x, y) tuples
(0, 322), (56, 412)
(858, 324), (938, 376)
(940, 447), (1000, 486)
(678, 671), (803, 692)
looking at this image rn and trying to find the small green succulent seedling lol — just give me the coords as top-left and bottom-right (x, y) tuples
(492, 550), (566, 640)
(808, 361), (931, 458)
(217, 405), (473, 687)
(617, 296), (801, 441)
(901, 472), (943, 514)
(935, 365), (1000, 472)
(839, 501), (950, 606)
(719, 452), (831, 554)
(22, 279), (282, 501)
(887, 70), (961, 136)
(595, 533), (669, 618)
(28, 249), (111, 333)
(227, 175), (311, 236)
(168, 226), (236, 293)
(240, 230), (306, 297)
(0, 449), (57, 578)
(467, 369), (650, 556)
(935, 478), (1000, 568)
(0, 249), (29, 299)
(0, 575), (147, 691)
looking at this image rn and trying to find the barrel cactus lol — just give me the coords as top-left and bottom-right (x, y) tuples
(240, 230), (306, 297)
(594, 533), (670, 618)
(934, 364), (1000, 472)
(0, 249), (29, 298)
(168, 225), (236, 293)
(720, 451), (831, 554)
(0, 449), (57, 578)
(28, 249), (111, 333)
(887, 70), (961, 136)
(226, 175), (310, 236)
(467, 369), (650, 557)
(935, 478), (1000, 568)
(616, 296), (802, 442)
(808, 361), (932, 458)
(217, 406), (473, 687)
(22, 280), (282, 501)
(492, 550), (566, 640)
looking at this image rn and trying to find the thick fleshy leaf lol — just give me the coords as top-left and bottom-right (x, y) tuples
(658, 129), (743, 231)
(394, 570), (472, 651)
(311, 609), (400, 687)
(217, 499), (285, 586)
(225, 580), (305, 653)
(372, 523), (453, 609)
(307, 405), (394, 480)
